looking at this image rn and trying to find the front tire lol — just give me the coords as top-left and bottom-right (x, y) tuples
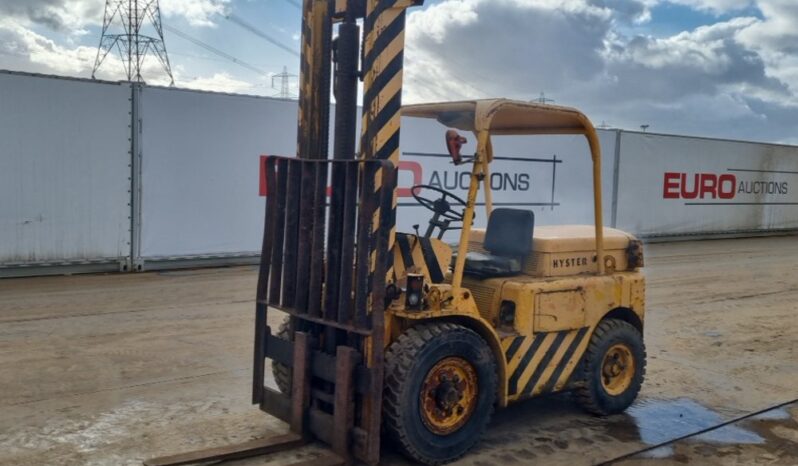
(575, 319), (646, 415)
(383, 323), (497, 465)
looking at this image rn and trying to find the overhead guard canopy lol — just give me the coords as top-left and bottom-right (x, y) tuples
(402, 98), (599, 140)
(402, 98), (607, 275)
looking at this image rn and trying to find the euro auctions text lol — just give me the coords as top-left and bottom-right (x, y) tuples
(663, 172), (789, 200)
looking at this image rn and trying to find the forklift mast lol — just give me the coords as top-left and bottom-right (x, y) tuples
(252, 1), (423, 464)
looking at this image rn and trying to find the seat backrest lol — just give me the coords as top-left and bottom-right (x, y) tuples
(484, 208), (535, 257)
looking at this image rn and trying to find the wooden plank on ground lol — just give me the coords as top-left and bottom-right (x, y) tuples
(143, 433), (304, 466)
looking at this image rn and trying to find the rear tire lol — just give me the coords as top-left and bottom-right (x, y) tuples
(383, 323), (497, 465)
(271, 317), (292, 394)
(575, 318), (646, 416)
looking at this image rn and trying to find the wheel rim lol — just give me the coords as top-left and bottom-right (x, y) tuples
(601, 343), (635, 396)
(419, 357), (478, 435)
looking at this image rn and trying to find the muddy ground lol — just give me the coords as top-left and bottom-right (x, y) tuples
(1, 236), (797, 465)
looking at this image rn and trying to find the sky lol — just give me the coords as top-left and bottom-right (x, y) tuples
(0, 0), (796, 144)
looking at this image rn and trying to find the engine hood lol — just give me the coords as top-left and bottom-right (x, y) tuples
(532, 225), (636, 253)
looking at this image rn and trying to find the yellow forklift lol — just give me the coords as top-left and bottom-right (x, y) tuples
(269, 99), (647, 465)
(146, 2), (646, 466)
(383, 100), (646, 463)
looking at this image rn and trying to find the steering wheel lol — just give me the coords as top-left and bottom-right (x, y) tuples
(411, 185), (467, 221)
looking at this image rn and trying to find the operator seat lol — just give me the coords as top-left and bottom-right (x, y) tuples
(463, 208), (535, 278)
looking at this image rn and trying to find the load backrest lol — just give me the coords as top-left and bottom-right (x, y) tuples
(253, 156), (396, 464)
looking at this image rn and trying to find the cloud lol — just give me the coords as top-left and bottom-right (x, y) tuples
(404, 0), (797, 143)
(405, 0), (617, 99)
(588, 0), (651, 23)
(0, 19), (96, 74)
(181, 72), (253, 93)
(666, 0), (754, 14)
(736, 1), (798, 96)
(604, 17), (788, 101)
(0, 0), (228, 31)
(0, 0), (103, 32)
(0, 0), (236, 89)
(0, 18), (172, 84)
(160, 0), (230, 28)
(0, 18), (232, 89)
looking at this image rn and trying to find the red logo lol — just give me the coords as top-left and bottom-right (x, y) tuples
(663, 172), (736, 200)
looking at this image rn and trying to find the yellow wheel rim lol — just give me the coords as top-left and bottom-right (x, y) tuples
(601, 343), (635, 396)
(419, 357), (478, 435)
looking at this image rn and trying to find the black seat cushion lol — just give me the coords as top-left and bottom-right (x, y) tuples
(463, 208), (534, 278)
(484, 208), (535, 257)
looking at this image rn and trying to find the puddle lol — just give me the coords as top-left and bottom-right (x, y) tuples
(616, 401), (798, 464)
(694, 424), (764, 444)
(752, 407), (792, 421)
(638, 445), (675, 459)
(610, 398), (765, 451)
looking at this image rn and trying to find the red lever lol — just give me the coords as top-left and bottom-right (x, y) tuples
(445, 129), (467, 165)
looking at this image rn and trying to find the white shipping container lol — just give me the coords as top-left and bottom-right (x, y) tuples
(138, 87), (296, 258)
(616, 132), (798, 236)
(3, 71), (798, 274)
(0, 72), (132, 267)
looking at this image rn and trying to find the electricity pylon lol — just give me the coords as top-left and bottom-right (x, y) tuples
(92, 0), (174, 85)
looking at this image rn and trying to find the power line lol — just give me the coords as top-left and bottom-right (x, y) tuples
(162, 24), (270, 76)
(170, 50), (279, 69)
(169, 50), (236, 64)
(223, 13), (300, 58)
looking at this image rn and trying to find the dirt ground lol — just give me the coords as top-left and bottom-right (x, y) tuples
(1, 236), (797, 465)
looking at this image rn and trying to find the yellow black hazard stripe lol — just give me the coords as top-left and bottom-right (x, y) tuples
(396, 232), (415, 269)
(361, 0), (422, 297)
(362, 1), (420, 165)
(417, 237), (444, 283)
(503, 327), (591, 398)
(393, 233), (445, 283)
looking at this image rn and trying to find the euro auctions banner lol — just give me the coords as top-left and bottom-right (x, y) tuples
(615, 132), (798, 237)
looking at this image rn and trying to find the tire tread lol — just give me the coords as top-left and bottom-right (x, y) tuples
(383, 322), (496, 465)
(575, 318), (646, 415)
